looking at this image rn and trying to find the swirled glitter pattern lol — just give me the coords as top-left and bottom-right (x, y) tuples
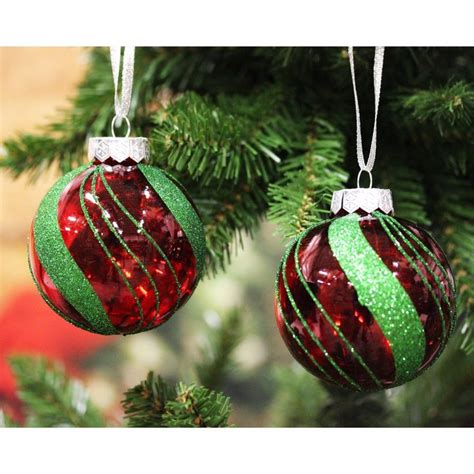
(328, 214), (425, 385)
(274, 211), (456, 391)
(28, 162), (206, 335)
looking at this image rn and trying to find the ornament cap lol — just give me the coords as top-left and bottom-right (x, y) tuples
(88, 137), (150, 164)
(330, 188), (394, 216)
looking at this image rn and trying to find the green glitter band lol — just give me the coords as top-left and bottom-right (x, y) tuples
(91, 169), (161, 331)
(274, 244), (340, 386)
(281, 243), (362, 391)
(98, 167), (182, 313)
(80, 169), (145, 333)
(138, 165), (206, 277)
(33, 165), (117, 335)
(294, 221), (383, 389)
(328, 214), (426, 385)
(28, 247), (94, 333)
(376, 213), (449, 349)
(383, 214), (457, 334)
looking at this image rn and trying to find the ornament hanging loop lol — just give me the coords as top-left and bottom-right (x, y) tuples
(357, 169), (373, 189)
(111, 115), (131, 138)
(348, 46), (385, 180)
(109, 46), (135, 137)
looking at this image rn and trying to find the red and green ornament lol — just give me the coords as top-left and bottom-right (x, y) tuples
(274, 188), (456, 391)
(28, 137), (206, 335)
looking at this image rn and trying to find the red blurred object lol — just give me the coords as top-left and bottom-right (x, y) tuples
(29, 164), (199, 334)
(275, 213), (455, 391)
(0, 288), (115, 420)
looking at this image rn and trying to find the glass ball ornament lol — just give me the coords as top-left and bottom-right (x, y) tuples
(28, 137), (206, 335)
(274, 188), (456, 391)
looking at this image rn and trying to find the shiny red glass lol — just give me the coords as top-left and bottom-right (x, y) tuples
(30, 164), (199, 334)
(275, 211), (456, 390)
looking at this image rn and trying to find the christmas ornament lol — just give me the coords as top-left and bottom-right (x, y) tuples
(274, 47), (456, 390)
(28, 47), (206, 335)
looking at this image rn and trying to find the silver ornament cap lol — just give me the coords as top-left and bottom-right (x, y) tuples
(88, 137), (150, 164)
(331, 188), (394, 215)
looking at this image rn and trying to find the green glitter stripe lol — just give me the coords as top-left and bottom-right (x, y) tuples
(33, 165), (117, 335)
(294, 223), (383, 389)
(28, 248), (95, 333)
(91, 169), (161, 332)
(376, 213), (450, 348)
(383, 214), (457, 334)
(274, 249), (340, 385)
(138, 165), (206, 277)
(98, 167), (182, 313)
(328, 214), (426, 385)
(281, 243), (362, 391)
(79, 169), (145, 333)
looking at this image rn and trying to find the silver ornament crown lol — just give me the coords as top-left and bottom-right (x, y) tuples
(88, 137), (150, 163)
(331, 188), (394, 215)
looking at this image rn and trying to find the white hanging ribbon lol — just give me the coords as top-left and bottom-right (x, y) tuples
(348, 46), (385, 187)
(110, 46), (135, 136)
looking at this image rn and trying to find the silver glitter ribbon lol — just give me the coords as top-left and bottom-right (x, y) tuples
(110, 46), (135, 134)
(348, 46), (385, 187)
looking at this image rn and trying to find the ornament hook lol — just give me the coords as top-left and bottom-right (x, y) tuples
(357, 169), (373, 189)
(111, 115), (131, 138)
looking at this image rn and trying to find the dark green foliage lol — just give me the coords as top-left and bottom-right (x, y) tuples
(122, 372), (231, 427)
(195, 308), (243, 389)
(434, 174), (474, 353)
(270, 366), (389, 427)
(396, 81), (474, 137)
(268, 119), (348, 237)
(270, 366), (328, 427)
(391, 332), (474, 426)
(163, 382), (231, 427)
(122, 372), (177, 427)
(8, 355), (105, 427)
(151, 89), (297, 185)
(318, 386), (390, 427)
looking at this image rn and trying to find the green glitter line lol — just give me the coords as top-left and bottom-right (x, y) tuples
(27, 247), (96, 333)
(383, 214), (457, 334)
(91, 169), (161, 332)
(294, 222), (383, 389)
(79, 168), (145, 333)
(98, 167), (182, 315)
(138, 165), (206, 278)
(328, 214), (426, 385)
(376, 213), (449, 349)
(274, 251), (341, 386)
(281, 243), (362, 391)
(33, 165), (117, 335)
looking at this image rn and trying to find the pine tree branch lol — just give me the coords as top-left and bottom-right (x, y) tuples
(379, 160), (431, 226)
(432, 173), (474, 353)
(8, 356), (105, 427)
(151, 89), (301, 185)
(163, 383), (231, 427)
(195, 308), (243, 389)
(395, 81), (474, 137)
(267, 118), (347, 238)
(122, 372), (232, 427)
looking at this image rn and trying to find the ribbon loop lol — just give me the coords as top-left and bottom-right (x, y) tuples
(348, 46), (385, 183)
(110, 46), (135, 132)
